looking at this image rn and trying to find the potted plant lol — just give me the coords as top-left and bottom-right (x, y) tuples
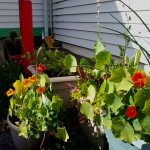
(6, 65), (69, 150)
(64, 38), (150, 149)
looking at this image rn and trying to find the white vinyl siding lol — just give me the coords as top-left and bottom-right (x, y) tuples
(32, 0), (44, 28)
(0, 0), (44, 29)
(52, 0), (150, 64)
(0, 0), (19, 28)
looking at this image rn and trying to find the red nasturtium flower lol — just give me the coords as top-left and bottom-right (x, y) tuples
(126, 106), (138, 118)
(34, 63), (46, 73)
(131, 71), (146, 87)
(37, 87), (45, 94)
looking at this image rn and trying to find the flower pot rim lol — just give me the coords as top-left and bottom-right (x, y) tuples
(50, 75), (79, 83)
(27, 64), (79, 83)
(7, 115), (18, 131)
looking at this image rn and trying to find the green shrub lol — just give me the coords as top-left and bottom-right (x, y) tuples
(0, 60), (23, 121)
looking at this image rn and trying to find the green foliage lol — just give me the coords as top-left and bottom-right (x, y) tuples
(142, 99), (150, 117)
(64, 27), (150, 144)
(141, 117), (150, 135)
(103, 109), (112, 130)
(134, 89), (150, 107)
(87, 85), (96, 103)
(0, 61), (23, 121)
(112, 117), (137, 143)
(31, 46), (74, 77)
(94, 40), (105, 55)
(51, 95), (63, 113)
(18, 122), (28, 138)
(79, 57), (90, 69)
(104, 94), (123, 115)
(134, 50), (141, 66)
(63, 54), (77, 72)
(132, 119), (141, 131)
(80, 102), (94, 121)
(55, 127), (69, 142)
(95, 51), (111, 69)
(109, 67), (133, 91)
(58, 0), (150, 144)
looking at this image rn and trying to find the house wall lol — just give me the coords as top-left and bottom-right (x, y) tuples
(0, 0), (46, 37)
(52, 0), (150, 64)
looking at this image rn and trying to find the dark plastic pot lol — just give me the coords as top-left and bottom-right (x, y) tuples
(7, 115), (43, 150)
(105, 129), (150, 150)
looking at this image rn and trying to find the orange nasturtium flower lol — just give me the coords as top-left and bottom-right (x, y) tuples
(22, 79), (32, 88)
(6, 88), (15, 97)
(28, 75), (39, 82)
(37, 87), (45, 94)
(131, 71), (146, 87)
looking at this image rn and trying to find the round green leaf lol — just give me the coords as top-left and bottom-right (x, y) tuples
(112, 117), (137, 143)
(80, 102), (94, 121)
(95, 51), (111, 69)
(94, 41), (105, 55)
(63, 54), (77, 72)
(87, 85), (96, 103)
(141, 117), (150, 135)
(142, 99), (150, 117)
(55, 127), (69, 142)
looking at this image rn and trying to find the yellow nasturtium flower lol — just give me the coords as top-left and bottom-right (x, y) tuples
(13, 80), (27, 93)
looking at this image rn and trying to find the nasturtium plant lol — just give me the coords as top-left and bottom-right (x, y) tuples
(7, 66), (69, 142)
(64, 40), (150, 143)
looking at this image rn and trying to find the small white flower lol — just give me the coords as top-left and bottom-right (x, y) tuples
(42, 94), (47, 104)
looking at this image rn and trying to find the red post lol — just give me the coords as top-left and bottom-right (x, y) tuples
(19, 0), (34, 76)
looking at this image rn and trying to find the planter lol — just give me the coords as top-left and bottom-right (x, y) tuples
(79, 120), (108, 150)
(28, 65), (78, 109)
(7, 115), (43, 150)
(105, 129), (150, 150)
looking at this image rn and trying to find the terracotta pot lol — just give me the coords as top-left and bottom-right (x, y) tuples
(7, 115), (43, 150)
